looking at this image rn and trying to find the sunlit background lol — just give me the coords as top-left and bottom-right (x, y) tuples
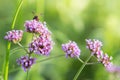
(0, 0), (120, 80)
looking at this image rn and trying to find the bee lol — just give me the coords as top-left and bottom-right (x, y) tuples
(32, 11), (39, 21)
(32, 11), (44, 21)
(33, 15), (39, 21)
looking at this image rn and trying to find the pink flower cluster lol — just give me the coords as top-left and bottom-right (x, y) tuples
(29, 36), (53, 56)
(62, 41), (81, 58)
(4, 17), (54, 72)
(86, 39), (102, 54)
(24, 20), (51, 37)
(25, 19), (54, 56)
(86, 39), (114, 72)
(4, 30), (23, 43)
(17, 56), (36, 72)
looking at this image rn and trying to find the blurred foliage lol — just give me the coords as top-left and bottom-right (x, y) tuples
(0, 0), (120, 80)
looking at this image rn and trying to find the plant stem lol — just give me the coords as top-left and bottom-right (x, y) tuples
(10, 47), (28, 56)
(4, 42), (11, 80)
(11, 0), (23, 29)
(77, 57), (101, 65)
(26, 70), (29, 80)
(17, 42), (29, 53)
(77, 57), (84, 63)
(86, 62), (101, 65)
(36, 54), (64, 63)
(3, 0), (23, 80)
(73, 55), (93, 80)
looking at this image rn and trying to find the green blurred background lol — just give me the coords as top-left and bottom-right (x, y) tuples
(0, 0), (120, 80)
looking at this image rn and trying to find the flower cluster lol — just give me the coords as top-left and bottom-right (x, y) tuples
(62, 41), (81, 58)
(101, 53), (112, 67)
(25, 19), (54, 56)
(17, 56), (36, 72)
(86, 39), (114, 72)
(24, 20), (51, 37)
(29, 36), (53, 56)
(4, 16), (54, 72)
(4, 30), (23, 43)
(86, 39), (102, 54)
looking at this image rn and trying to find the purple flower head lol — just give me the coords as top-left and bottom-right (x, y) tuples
(4, 30), (23, 43)
(95, 50), (103, 61)
(24, 20), (51, 37)
(17, 56), (36, 72)
(106, 65), (120, 73)
(29, 36), (53, 56)
(86, 39), (102, 54)
(62, 41), (81, 58)
(101, 53), (112, 68)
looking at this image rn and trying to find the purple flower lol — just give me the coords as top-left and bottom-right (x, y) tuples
(29, 36), (53, 56)
(17, 56), (36, 72)
(95, 50), (103, 61)
(107, 65), (120, 73)
(101, 53), (112, 67)
(102, 57), (120, 73)
(62, 41), (81, 58)
(86, 39), (102, 54)
(24, 20), (51, 37)
(4, 30), (23, 43)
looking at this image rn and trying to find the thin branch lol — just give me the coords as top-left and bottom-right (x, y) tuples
(36, 54), (64, 63)
(17, 42), (29, 54)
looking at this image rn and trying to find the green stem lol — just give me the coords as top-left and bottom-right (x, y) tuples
(4, 42), (11, 80)
(77, 57), (84, 63)
(86, 62), (101, 65)
(11, 0), (23, 29)
(10, 47), (28, 56)
(36, 54), (64, 63)
(26, 70), (29, 80)
(73, 55), (93, 80)
(77, 57), (101, 65)
(3, 0), (23, 80)
(17, 42), (29, 53)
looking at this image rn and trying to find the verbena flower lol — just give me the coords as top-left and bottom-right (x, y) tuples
(4, 30), (23, 43)
(99, 53), (120, 73)
(101, 53), (112, 67)
(98, 53), (119, 73)
(107, 65), (120, 73)
(24, 20), (51, 37)
(95, 50), (103, 61)
(29, 36), (53, 56)
(17, 56), (36, 72)
(62, 41), (81, 58)
(85, 39), (115, 72)
(86, 39), (102, 54)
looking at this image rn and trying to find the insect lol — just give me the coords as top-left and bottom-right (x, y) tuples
(33, 15), (39, 21)
(32, 11), (44, 21)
